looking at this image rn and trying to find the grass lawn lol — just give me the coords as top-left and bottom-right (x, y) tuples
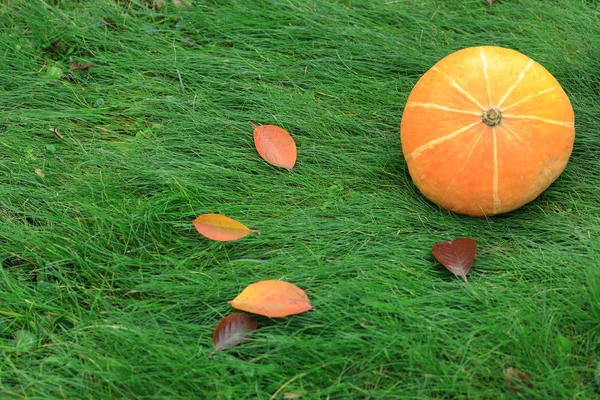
(1, 0), (599, 398)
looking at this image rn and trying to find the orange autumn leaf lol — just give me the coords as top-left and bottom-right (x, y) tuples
(192, 213), (258, 242)
(229, 280), (312, 318)
(250, 122), (297, 169)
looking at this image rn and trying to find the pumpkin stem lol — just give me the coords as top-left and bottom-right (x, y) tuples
(482, 108), (502, 127)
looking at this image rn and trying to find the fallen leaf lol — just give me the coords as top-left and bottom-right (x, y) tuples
(70, 60), (95, 71)
(144, 0), (165, 8)
(432, 238), (477, 282)
(251, 122), (297, 169)
(192, 213), (259, 242)
(505, 367), (532, 393)
(140, 0), (190, 9)
(229, 280), (312, 318)
(172, 0), (191, 6)
(34, 168), (45, 178)
(487, 0), (496, 6)
(101, 17), (117, 29)
(210, 312), (257, 356)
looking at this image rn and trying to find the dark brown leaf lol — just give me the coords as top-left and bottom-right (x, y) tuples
(101, 17), (117, 29)
(42, 41), (66, 60)
(210, 312), (257, 356)
(70, 61), (95, 71)
(432, 238), (477, 282)
(505, 367), (532, 393)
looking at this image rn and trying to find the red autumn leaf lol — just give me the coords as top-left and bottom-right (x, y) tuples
(250, 122), (297, 169)
(432, 238), (477, 282)
(210, 312), (257, 356)
(192, 213), (259, 242)
(504, 367), (532, 393)
(229, 280), (312, 318)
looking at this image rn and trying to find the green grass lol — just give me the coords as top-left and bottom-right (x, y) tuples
(1, 0), (599, 398)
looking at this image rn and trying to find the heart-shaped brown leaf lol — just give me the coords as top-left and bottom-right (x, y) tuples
(432, 238), (477, 282)
(229, 280), (312, 318)
(192, 213), (259, 242)
(251, 122), (297, 169)
(210, 312), (257, 356)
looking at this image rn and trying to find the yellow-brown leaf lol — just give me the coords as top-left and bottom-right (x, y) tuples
(192, 213), (258, 242)
(229, 280), (312, 318)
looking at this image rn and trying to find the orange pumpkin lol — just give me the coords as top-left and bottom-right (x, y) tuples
(400, 46), (575, 216)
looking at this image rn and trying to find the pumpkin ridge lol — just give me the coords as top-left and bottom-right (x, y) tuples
(479, 47), (493, 108)
(492, 130), (501, 214)
(496, 59), (535, 109)
(407, 120), (481, 160)
(499, 122), (557, 173)
(495, 122), (565, 210)
(502, 115), (574, 127)
(498, 124), (554, 191)
(440, 129), (486, 205)
(502, 87), (556, 112)
(405, 102), (481, 116)
(499, 123), (535, 153)
(432, 67), (486, 111)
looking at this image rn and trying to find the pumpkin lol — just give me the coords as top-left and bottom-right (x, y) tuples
(400, 46), (575, 216)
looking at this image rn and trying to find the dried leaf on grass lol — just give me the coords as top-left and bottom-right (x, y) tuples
(210, 313), (257, 356)
(505, 367), (532, 393)
(171, 0), (191, 6)
(141, 0), (190, 9)
(229, 280), (312, 318)
(70, 61), (95, 70)
(432, 238), (477, 282)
